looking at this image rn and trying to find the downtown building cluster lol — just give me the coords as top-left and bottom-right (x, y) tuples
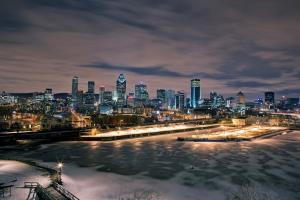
(0, 73), (299, 116)
(69, 74), (299, 115)
(0, 73), (299, 132)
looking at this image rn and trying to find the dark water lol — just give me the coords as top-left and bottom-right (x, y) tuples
(1, 130), (300, 199)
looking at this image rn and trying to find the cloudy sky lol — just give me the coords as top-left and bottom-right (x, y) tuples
(0, 0), (299, 99)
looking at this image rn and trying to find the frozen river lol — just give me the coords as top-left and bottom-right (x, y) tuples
(1, 129), (300, 200)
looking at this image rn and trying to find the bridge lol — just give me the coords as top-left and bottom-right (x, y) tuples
(24, 182), (79, 200)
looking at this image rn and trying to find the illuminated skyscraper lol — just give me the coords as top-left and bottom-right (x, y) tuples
(166, 90), (175, 109)
(116, 74), (126, 106)
(103, 91), (113, 105)
(98, 86), (105, 104)
(265, 91), (275, 105)
(191, 79), (201, 108)
(88, 81), (95, 94)
(127, 92), (135, 107)
(175, 91), (185, 110)
(157, 89), (166, 105)
(135, 82), (149, 100)
(72, 76), (79, 106)
(236, 91), (246, 105)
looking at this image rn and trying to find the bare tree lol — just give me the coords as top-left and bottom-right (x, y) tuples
(113, 189), (160, 200)
(229, 184), (280, 200)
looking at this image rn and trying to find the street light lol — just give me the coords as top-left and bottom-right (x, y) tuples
(57, 162), (63, 183)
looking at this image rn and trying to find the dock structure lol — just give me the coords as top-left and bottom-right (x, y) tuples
(0, 184), (13, 198)
(24, 182), (79, 200)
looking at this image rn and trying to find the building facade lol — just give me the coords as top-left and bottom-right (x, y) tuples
(116, 74), (126, 106)
(191, 79), (201, 108)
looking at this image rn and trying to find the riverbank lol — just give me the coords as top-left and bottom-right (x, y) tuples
(81, 124), (219, 141)
(177, 126), (288, 142)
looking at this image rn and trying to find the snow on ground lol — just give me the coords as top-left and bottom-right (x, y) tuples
(0, 160), (50, 200)
(1, 130), (300, 200)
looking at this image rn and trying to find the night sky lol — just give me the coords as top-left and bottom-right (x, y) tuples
(0, 0), (299, 99)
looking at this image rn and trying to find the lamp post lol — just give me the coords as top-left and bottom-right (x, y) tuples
(57, 162), (63, 184)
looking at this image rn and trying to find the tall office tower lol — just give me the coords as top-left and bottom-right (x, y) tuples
(175, 91), (185, 110)
(127, 92), (135, 107)
(226, 97), (235, 108)
(88, 81), (95, 94)
(44, 88), (53, 101)
(265, 91), (275, 105)
(166, 90), (175, 109)
(135, 82), (149, 100)
(116, 74), (126, 106)
(98, 86), (105, 104)
(102, 91), (113, 105)
(77, 90), (84, 108)
(191, 79), (201, 108)
(236, 91), (246, 105)
(157, 89), (166, 104)
(72, 76), (79, 106)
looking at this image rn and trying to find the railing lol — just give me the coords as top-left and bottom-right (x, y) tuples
(53, 182), (80, 200)
(24, 182), (39, 188)
(24, 182), (55, 200)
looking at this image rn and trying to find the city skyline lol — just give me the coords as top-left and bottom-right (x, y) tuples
(0, 0), (299, 98)
(1, 74), (297, 101)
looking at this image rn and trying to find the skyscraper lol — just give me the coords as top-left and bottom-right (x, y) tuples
(85, 81), (95, 108)
(116, 74), (126, 106)
(103, 91), (113, 105)
(166, 90), (175, 109)
(135, 82), (149, 100)
(127, 92), (135, 107)
(88, 81), (95, 94)
(98, 86), (105, 105)
(72, 76), (79, 106)
(175, 91), (185, 110)
(157, 89), (166, 105)
(265, 91), (275, 105)
(191, 79), (201, 108)
(236, 91), (246, 105)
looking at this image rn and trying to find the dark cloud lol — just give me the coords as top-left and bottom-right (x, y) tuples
(226, 81), (273, 88)
(277, 88), (300, 96)
(0, 0), (300, 97)
(80, 62), (189, 78)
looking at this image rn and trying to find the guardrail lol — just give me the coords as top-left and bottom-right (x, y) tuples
(53, 182), (80, 200)
(24, 182), (39, 188)
(24, 182), (55, 200)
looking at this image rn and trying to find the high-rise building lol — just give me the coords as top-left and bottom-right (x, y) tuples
(135, 82), (149, 100)
(72, 76), (79, 106)
(127, 92), (135, 107)
(103, 91), (113, 105)
(265, 91), (275, 105)
(226, 97), (235, 108)
(77, 90), (84, 108)
(166, 90), (175, 109)
(236, 91), (246, 105)
(88, 81), (95, 94)
(210, 91), (225, 108)
(157, 89), (166, 105)
(98, 86), (105, 104)
(116, 74), (126, 106)
(286, 98), (299, 109)
(175, 91), (185, 110)
(44, 88), (53, 101)
(191, 79), (201, 108)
